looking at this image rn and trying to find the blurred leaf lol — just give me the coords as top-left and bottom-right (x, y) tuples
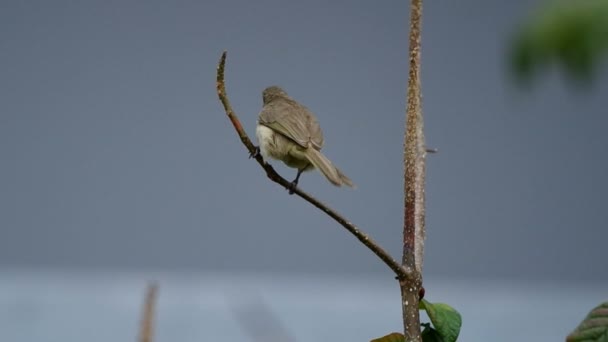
(421, 323), (443, 342)
(510, 0), (608, 84)
(419, 299), (462, 342)
(370, 332), (405, 342)
(566, 302), (608, 341)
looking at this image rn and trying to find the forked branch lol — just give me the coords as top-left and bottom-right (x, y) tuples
(215, 51), (412, 281)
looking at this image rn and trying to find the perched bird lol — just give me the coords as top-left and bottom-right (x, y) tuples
(255, 86), (354, 193)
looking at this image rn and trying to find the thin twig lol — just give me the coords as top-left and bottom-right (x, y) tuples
(138, 282), (159, 342)
(215, 51), (412, 281)
(401, 0), (426, 339)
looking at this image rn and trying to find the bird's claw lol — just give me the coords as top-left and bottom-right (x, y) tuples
(249, 146), (260, 159)
(288, 181), (298, 195)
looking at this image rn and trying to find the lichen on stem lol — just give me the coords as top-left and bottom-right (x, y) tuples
(401, 0), (427, 339)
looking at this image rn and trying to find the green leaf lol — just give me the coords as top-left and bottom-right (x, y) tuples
(419, 299), (462, 342)
(567, 302), (608, 341)
(509, 0), (608, 85)
(370, 332), (405, 342)
(421, 323), (443, 342)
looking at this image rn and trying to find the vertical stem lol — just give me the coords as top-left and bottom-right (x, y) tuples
(139, 283), (159, 342)
(401, 0), (425, 340)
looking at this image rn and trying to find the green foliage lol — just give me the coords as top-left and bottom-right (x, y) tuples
(510, 0), (608, 84)
(421, 323), (443, 342)
(567, 302), (608, 341)
(419, 299), (462, 342)
(371, 299), (461, 342)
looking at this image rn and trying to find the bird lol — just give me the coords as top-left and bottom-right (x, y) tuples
(254, 86), (354, 193)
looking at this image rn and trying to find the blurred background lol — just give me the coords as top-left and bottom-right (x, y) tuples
(1, 0), (607, 341)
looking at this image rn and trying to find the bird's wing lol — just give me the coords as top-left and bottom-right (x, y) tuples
(306, 109), (324, 149)
(259, 101), (324, 149)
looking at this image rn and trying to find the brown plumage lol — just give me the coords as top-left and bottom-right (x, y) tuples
(256, 86), (354, 189)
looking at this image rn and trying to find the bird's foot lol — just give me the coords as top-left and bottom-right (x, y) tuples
(249, 146), (260, 159)
(288, 181), (298, 195)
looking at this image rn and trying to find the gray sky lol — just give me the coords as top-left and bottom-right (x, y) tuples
(1, 0), (607, 281)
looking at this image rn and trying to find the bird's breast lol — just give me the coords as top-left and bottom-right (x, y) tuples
(256, 124), (283, 160)
(256, 123), (311, 170)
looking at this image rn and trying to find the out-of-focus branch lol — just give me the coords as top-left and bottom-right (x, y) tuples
(232, 297), (296, 342)
(402, 0), (426, 339)
(216, 51), (412, 281)
(138, 282), (159, 342)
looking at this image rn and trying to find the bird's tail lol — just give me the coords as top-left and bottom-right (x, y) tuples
(304, 148), (355, 188)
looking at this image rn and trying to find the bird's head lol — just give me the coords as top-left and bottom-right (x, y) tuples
(262, 86), (289, 104)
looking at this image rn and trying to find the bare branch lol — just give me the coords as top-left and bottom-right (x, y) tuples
(138, 282), (159, 342)
(403, 0), (426, 274)
(215, 51), (412, 281)
(401, 0), (426, 339)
